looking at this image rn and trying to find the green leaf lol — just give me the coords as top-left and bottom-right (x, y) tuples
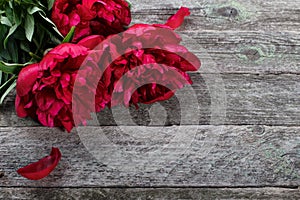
(0, 49), (11, 61)
(24, 14), (34, 41)
(8, 1), (13, 9)
(7, 39), (18, 62)
(27, 6), (42, 15)
(13, 7), (22, 26)
(5, 6), (13, 23)
(0, 16), (12, 26)
(0, 78), (16, 104)
(62, 26), (76, 43)
(0, 61), (30, 74)
(38, 12), (63, 38)
(0, 72), (9, 87)
(0, 75), (16, 92)
(37, 26), (45, 45)
(0, 25), (8, 41)
(12, 27), (26, 40)
(47, 0), (55, 10)
(20, 41), (31, 52)
(2, 72), (9, 84)
(3, 23), (18, 48)
(126, 0), (132, 9)
(38, 24), (61, 45)
(19, 0), (38, 6)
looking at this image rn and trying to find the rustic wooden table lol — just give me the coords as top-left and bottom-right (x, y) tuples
(1, 0), (300, 199)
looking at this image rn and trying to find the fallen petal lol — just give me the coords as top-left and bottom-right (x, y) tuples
(17, 147), (62, 180)
(165, 7), (190, 30)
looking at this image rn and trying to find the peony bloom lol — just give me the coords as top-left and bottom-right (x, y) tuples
(51, 0), (131, 42)
(81, 7), (201, 109)
(15, 42), (106, 132)
(15, 7), (199, 131)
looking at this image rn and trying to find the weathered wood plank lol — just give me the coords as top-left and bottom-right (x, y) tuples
(130, 0), (300, 74)
(0, 0), (298, 196)
(0, 126), (299, 187)
(1, 73), (299, 127)
(188, 31), (300, 74)
(130, 0), (300, 32)
(1, 187), (300, 200)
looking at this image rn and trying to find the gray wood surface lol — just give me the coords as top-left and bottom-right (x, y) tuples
(131, 0), (300, 32)
(1, 0), (299, 199)
(1, 187), (300, 200)
(0, 126), (299, 187)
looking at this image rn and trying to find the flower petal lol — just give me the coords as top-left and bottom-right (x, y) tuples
(82, 0), (98, 9)
(165, 7), (190, 30)
(15, 95), (28, 118)
(16, 63), (39, 97)
(17, 147), (62, 180)
(77, 35), (104, 50)
(48, 43), (88, 59)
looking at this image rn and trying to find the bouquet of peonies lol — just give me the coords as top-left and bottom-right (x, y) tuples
(0, 0), (200, 180)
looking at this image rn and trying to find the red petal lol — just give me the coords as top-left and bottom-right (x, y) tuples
(165, 7), (190, 30)
(48, 43), (88, 58)
(77, 35), (104, 49)
(16, 63), (39, 97)
(69, 11), (81, 26)
(15, 95), (28, 118)
(82, 0), (98, 9)
(17, 147), (62, 180)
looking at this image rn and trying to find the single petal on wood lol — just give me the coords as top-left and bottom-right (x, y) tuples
(17, 147), (62, 180)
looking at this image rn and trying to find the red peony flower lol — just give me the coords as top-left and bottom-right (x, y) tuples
(51, 0), (131, 42)
(78, 7), (200, 110)
(16, 7), (199, 131)
(15, 42), (106, 132)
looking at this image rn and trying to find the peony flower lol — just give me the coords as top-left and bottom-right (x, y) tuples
(16, 7), (199, 131)
(51, 0), (131, 42)
(15, 42), (106, 132)
(79, 7), (200, 109)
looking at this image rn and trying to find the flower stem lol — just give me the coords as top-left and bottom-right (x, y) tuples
(29, 52), (42, 61)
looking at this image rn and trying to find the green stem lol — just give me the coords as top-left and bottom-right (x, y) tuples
(29, 52), (42, 60)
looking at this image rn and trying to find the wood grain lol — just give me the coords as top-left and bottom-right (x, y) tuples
(0, 126), (299, 187)
(2, 73), (299, 127)
(130, 0), (300, 32)
(1, 0), (299, 197)
(1, 187), (300, 200)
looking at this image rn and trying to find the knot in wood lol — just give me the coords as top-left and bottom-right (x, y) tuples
(252, 125), (265, 136)
(216, 6), (239, 17)
(0, 171), (4, 178)
(242, 48), (261, 61)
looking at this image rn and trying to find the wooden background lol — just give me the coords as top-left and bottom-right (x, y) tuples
(1, 0), (300, 199)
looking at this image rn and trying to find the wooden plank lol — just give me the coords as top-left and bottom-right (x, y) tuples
(169, 31), (300, 74)
(0, 0), (298, 196)
(1, 73), (299, 127)
(1, 187), (300, 199)
(130, 0), (300, 32)
(0, 126), (299, 187)
(188, 31), (300, 74)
